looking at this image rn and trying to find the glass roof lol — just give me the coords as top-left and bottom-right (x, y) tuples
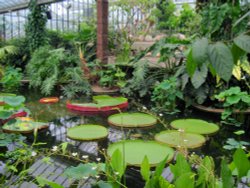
(0, 0), (60, 14)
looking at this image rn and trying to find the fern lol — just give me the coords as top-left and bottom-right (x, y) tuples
(61, 67), (91, 98)
(26, 46), (64, 95)
(0, 45), (18, 61)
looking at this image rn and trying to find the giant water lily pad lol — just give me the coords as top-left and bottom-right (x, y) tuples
(171, 119), (219, 135)
(67, 124), (108, 141)
(66, 95), (128, 113)
(108, 113), (157, 128)
(107, 140), (174, 166)
(3, 119), (48, 134)
(155, 130), (206, 149)
(0, 93), (16, 105)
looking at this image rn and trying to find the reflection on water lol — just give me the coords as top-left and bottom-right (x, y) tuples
(19, 89), (250, 164)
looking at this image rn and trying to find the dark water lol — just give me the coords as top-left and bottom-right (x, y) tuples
(21, 89), (249, 159)
(4, 88), (249, 187)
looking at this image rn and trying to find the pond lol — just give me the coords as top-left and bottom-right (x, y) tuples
(2, 88), (250, 187)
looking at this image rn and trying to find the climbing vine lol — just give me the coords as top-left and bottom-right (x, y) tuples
(25, 0), (48, 52)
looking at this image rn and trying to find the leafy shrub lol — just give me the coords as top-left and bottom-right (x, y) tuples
(0, 67), (23, 92)
(26, 45), (90, 97)
(151, 77), (183, 114)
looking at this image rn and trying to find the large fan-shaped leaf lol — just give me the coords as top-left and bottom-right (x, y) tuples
(208, 42), (234, 82)
(192, 38), (209, 66)
(234, 34), (250, 53)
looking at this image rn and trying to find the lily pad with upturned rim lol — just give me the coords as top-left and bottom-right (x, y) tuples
(108, 113), (157, 128)
(67, 124), (108, 141)
(154, 130), (206, 149)
(3, 119), (48, 134)
(107, 140), (174, 167)
(170, 119), (219, 135)
(66, 95), (128, 113)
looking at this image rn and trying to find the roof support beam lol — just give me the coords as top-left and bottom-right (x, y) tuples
(96, 0), (108, 64)
(0, 0), (63, 14)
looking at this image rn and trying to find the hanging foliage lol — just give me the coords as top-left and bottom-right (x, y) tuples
(25, 0), (48, 52)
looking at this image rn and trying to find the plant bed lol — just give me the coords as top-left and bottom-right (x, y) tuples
(192, 103), (250, 114)
(91, 84), (120, 94)
(107, 140), (174, 167)
(155, 130), (206, 149)
(108, 112), (157, 128)
(66, 95), (128, 113)
(67, 124), (108, 141)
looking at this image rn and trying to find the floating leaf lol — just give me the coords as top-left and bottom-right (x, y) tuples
(170, 119), (219, 135)
(155, 130), (206, 149)
(108, 113), (157, 128)
(107, 140), (174, 167)
(67, 124), (108, 141)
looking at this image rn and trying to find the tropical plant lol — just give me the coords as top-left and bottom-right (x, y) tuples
(0, 45), (18, 61)
(176, 33), (250, 105)
(151, 77), (183, 114)
(200, 1), (248, 41)
(153, 0), (178, 32)
(141, 149), (250, 188)
(0, 95), (27, 121)
(61, 67), (91, 99)
(215, 86), (250, 121)
(25, 0), (48, 52)
(0, 66), (23, 92)
(121, 60), (158, 98)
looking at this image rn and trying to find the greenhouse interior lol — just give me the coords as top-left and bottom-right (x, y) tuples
(0, 0), (250, 187)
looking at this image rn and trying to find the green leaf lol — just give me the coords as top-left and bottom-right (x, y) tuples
(231, 44), (245, 64)
(175, 172), (195, 188)
(140, 155), (150, 181)
(233, 130), (245, 135)
(0, 111), (13, 119)
(97, 180), (113, 188)
(191, 63), (208, 89)
(234, 34), (250, 53)
(192, 38), (209, 66)
(64, 163), (103, 180)
(221, 159), (234, 188)
(36, 177), (64, 188)
(3, 96), (25, 107)
(170, 154), (191, 180)
(60, 142), (68, 155)
(154, 156), (168, 177)
(110, 149), (126, 177)
(196, 156), (215, 187)
(232, 64), (241, 80)
(241, 60), (250, 75)
(186, 49), (197, 77)
(233, 148), (250, 179)
(158, 176), (173, 188)
(208, 42), (234, 82)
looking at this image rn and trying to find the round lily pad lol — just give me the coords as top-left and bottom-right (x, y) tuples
(171, 119), (219, 135)
(155, 130), (206, 149)
(67, 124), (108, 141)
(108, 113), (157, 128)
(66, 95), (128, 113)
(107, 140), (174, 167)
(3, 119), (48, 134)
